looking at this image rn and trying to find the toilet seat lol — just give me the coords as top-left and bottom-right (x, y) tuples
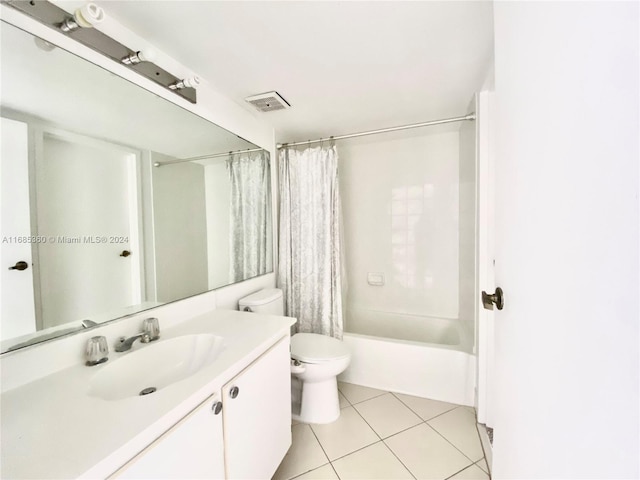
(291, 333), (350, 364)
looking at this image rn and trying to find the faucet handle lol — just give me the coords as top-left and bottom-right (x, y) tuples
(85, 336), (109, 366)
(142, 317), (160, 341)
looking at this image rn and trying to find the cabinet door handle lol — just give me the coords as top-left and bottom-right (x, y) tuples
(211, 401), (223, 415)
(229, 386), (239, 399)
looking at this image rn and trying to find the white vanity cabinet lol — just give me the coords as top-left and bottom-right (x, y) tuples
(222, 336), (292, 479)
(113, 393), (226, 479)
(112, 336), (291, 480)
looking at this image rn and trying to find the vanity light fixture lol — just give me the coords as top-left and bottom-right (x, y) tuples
(4, 0), (198, 103)
(169, 76), (201, 90)
(59, 2), (105, 33)
(121, 49), (156, 65)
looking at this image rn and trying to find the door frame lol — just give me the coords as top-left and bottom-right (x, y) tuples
(475, 90), (496, 428)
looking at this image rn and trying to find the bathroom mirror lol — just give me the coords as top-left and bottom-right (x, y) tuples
(0, 22), (273, 353)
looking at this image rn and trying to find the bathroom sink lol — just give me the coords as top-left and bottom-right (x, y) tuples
(87, 334), (225, 401)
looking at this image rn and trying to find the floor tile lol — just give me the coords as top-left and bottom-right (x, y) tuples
(310, 406), (379, 460)
(385, 423), (473, 479)
(448, 464), (489, 480)
(331, 442), (414, 480)
(292, 463), (338, 480)
(339, 391), (350, 409)
(475, 458), (489, 474)
(394, 393), (458, 421)
(428, 407), (484, 462)
(338, 382), (387, 404)
(354, 393), (422, 438)
(272, 424), (329, 480)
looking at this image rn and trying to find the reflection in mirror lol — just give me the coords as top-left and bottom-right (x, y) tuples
(0, 22), (273, 353)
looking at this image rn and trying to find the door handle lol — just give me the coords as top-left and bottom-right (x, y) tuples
(482, 287), (504, 310)
(8, 261), (29, 271)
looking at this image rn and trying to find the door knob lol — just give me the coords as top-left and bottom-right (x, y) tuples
(211, 401), (223, 415)
(482, 287), (504, 310)
(8, 261), (29, 271)
(229, 386), (239, 399)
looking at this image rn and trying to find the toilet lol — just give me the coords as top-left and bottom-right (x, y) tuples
(238, 288), (351, 424)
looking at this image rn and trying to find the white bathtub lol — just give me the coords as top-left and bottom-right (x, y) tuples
(339, 308), (476, 406)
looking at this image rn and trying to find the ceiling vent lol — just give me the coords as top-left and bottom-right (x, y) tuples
(245, 91), (290, 112)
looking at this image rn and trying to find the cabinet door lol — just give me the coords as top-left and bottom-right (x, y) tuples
(112, 393), (225, 479)
(223, 336), (291, 479)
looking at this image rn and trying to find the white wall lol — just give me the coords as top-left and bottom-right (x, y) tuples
(339, 130), (460, 331)
(151, 153), (209, 303)
(204, 161), (232, 289)
(492, 2), (639, 478)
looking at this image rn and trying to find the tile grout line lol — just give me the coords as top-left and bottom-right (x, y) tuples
(307, 423), (333, 469)
(328, 461), (341, 480)
(474, 459), (490, 476)
(423, 421), (482, 467)
(283, 423), (330, 480)
(388, 392), (483, 466)
(287, 461), (332, 480)
(311, 386), (486, 479)
(390, 391), (459, 423)
(338, 385), (387, 407)
(349, 400), (418, 480)
(473, 422), (491, 477)
(444, 463), (479, 480)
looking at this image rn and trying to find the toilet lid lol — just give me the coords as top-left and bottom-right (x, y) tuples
(290, 333), (350, 364)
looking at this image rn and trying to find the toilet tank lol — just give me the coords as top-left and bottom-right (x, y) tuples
(238, 288), (284, 315)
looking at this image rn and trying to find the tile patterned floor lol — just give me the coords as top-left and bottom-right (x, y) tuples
(273, 383), (490, 480)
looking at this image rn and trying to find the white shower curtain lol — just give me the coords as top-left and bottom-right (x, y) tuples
(278, 144), (344, 339)
(227, 151), (271, 282)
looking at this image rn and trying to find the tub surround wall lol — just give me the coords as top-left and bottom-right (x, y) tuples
(152, 153), (209, 303)
(205, 161), (232, 289)
(339, 130), (460, 325)
(458, 100), (478, 351)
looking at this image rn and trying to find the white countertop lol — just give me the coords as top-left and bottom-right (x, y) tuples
(0, 310), (295, 479)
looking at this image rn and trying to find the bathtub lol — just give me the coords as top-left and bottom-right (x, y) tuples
(339, 308), (476, 406)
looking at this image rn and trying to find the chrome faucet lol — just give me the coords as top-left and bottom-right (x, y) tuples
(115, 318), (160, 352)
(115, 332), (151, 352)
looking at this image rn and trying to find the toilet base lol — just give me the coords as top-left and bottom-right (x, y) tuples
(292, 376), (341, 424)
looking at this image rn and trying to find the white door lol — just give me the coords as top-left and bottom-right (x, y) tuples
(475, 90), (496, 429)
(491, 3), (638, 479)
(222, 336), (291, 479)
(1, 117), (36, 340)
(35, 130), (141, 328)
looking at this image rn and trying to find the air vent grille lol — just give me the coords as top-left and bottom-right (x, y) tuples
(245, 91), (290, 112)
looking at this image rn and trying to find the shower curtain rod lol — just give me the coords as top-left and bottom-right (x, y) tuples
(153, 147), (264, 167)
(276, 113), (476, 149)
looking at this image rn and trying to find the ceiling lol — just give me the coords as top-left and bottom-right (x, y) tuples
(102, 1), (495, 143)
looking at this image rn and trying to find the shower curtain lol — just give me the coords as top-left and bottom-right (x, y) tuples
(227, 151), (271, 282)
(278, 144), (344, 339)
